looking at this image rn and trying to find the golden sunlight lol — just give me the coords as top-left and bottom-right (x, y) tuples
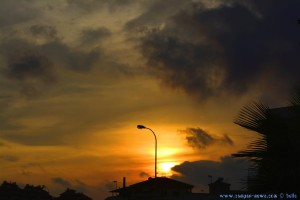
(158, 162), (178, 177)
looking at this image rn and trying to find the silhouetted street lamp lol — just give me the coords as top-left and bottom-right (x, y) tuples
(112, 181), (117, 196)
(137, 125), (157, 178)
(113, 181), (117, 190)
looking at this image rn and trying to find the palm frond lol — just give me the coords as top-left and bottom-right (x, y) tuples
(234, 99), (300, 192)
(232, 136), (267, 161)
(234, 102), (269, 133)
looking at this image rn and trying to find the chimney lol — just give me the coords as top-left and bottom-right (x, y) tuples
(121, 177), (126, 198)
(123, 177), (126, 189)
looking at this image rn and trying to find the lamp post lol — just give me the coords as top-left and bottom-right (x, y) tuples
(137, 125), (157, 178)
(113, 181), (117, 196)
(113, 181), (117, 190)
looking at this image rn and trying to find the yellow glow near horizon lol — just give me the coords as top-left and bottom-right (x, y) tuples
(158, 162), (178, 177)
(158, 148), (178, 157)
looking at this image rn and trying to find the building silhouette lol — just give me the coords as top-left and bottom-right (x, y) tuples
(106, 177), (235, 200)
(108, 177), (192, 200)
(208, 177), (230, 195)
(0, 181), (92, 200)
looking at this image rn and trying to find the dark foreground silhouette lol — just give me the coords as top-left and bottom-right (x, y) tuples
(233, 89), (300, 192)
(0, 181), (92, 200)
(105, 176), (243, 200)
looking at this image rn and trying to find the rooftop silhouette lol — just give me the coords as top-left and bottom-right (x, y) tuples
(106, 176), (238, 200)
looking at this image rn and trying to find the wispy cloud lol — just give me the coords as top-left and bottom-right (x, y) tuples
(0, 155), (20, 162)
(29, 25), (59, 40)
(51, 177), (71, 188)
(0, 0), (41, 27)
(180, 127), (233, 149)
(139, 171), (151, 178)
(80, 27), (111, 45)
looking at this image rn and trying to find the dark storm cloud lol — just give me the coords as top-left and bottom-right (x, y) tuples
(3, 48), (56, 97)
(181, 127), (233, 149)
(138, 0), (300, 100)
(52, 177), (71, 188)
(80, 27), (111, 44)
(6, 52), (54, 82)
(172, 156), (250, 190)
(1, 31), (101, 76)
(0, 38), (57, 97)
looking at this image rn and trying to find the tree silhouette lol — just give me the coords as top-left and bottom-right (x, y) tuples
(56, 188), (92, 200)
(0, 181), (92, 200)
(0, 181), (23, 199)
(233, 91), (300, 192)
(23, 184), (53, 200)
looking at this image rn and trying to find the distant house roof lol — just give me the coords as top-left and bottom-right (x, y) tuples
(208, 178), (230, 187)
(110, 177), (193, 193)
(131, 177), (193, 190)
(208, 178), (231, 195)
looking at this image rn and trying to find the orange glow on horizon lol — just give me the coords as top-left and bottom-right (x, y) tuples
(158, 162), (178, 177)
(158, 148), (178, 158)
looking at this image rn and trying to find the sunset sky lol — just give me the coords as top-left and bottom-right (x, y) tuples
(1, 0), (300, 199)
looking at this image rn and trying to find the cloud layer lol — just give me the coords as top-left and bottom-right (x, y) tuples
(172, 156), (250, 191)
(52, 177), (71, 188)
(181, 127), (233, 149)
(1, 1), (299, 199)
(4, 50), (56, 97)
(138, 0), (300, 100)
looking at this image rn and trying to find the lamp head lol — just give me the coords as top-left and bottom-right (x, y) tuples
(137, 125), (146, 129)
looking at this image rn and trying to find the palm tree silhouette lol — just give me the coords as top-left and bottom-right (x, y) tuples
(233, 90), (300, 192)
